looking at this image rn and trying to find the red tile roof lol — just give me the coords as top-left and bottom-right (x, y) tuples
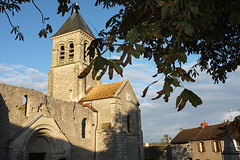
(171, 123), (228, 144)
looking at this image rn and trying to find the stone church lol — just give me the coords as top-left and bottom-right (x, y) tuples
(0, 10), (143, 160)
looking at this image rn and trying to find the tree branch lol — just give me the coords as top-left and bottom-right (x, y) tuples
(3, 8), (14, 27)
(31, 0), (44, 23)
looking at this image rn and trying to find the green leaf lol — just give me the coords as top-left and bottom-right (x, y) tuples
(135, 44), (146, 52)
(177, 52), (187, 63)
(92, 69), (98, 79)
(127, 28), (138, 45)
(112, 62), (123, 76)
(176, 89), (202, 111)
(190, 5), (199, 15)
(38, 29), (48, 38)
(152, 90), (164, 100)
(161, 4), (169, 19)
(142, 80), (159, 98)
(78, 62), (93, 78)
(183, 22), (194, 36)
(116, 46), (123, 53)
(46, 24), (53, 33)
(156, 0), (166, 8)
(130, 49), (140, 58)
(142, 86), (150, 98)
(171, 78), (180, 87)
(188, 90), (203, 107)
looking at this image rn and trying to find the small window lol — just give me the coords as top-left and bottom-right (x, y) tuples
(59, 45), (65, 63)
(176, 144), (179, 152)
(236, 141), (240, 151)
(186, 144), (191, 152)
(126, 92), (131, 102)
(127, 115), (130, 132)
(212, 141), (221, 152)
(198, 142), (206, 152)
(69, 42), (74, 61)
(22, 95), (27, 116)
(82, 118), (86, 138)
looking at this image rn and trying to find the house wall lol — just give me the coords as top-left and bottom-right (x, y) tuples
(191, 140), (223, 160)
(84, 81), (144, 160)
(0, 83), (97, 160)
(171, 143), (193, 160)
(116, 81), (144, 160)
(172, 140), (223, 160)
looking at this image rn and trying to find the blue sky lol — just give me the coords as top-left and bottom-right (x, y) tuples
(1, 1), (240, 143)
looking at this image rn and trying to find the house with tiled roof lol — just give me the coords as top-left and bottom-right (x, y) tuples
(0, 7), (143, 160)
(171, 120), (240, 160)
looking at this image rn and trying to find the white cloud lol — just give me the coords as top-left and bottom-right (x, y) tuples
(0, 64), (47, 93)
(121, 61), (240, 142)
(1, 61), (240, 143)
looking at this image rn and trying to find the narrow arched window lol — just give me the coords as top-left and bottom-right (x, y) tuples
(69, 42), (74, 61)
(82, 118), (86, 138)
(59, 45), (65, 63)
(22, 95), (27, 116)
(83, 42), (87, 61)
(127, 115), (130, 132)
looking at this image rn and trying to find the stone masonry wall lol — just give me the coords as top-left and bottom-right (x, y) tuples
(0, 92), (9, 160)
(0, 83), (97, 160)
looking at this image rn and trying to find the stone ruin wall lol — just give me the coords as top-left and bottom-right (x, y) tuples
(0, 83), (97, 160)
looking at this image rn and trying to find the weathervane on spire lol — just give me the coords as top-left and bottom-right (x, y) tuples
(71, 1), (80, 14)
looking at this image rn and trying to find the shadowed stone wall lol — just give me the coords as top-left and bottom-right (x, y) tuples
(0, 83), (96, 160)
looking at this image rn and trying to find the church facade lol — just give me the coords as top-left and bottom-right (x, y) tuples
(0, 10), (143, 160)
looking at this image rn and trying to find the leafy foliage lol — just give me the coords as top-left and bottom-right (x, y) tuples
(1, 0), (76, 40)
(80, 0), (240, 111)
(2, 0), (240, 111)
(160, 134), (172, 145)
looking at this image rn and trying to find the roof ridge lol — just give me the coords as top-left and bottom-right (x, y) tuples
(100, 80), (125, 86)
(182, 123), (225, 131)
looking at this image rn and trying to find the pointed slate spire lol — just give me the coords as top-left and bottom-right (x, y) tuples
(53, 7), (95, 38)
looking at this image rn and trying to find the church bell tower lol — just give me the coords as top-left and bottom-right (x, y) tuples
(48, 9), (100, 102)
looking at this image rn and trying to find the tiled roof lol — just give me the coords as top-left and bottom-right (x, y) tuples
(52, 10), (94, 37)
(79, 81), (125, 101)
(171, 123), (228, 144)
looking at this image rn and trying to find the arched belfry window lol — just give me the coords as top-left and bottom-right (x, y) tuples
(83, 42), (87, 61)
(127, 115), (130, 132)
(68, 42), (74, 61)
(59, 45), (65, 64)
(82, 118), (86, 138)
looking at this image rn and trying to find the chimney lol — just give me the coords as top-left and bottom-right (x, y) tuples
(200, 121), (208, 129)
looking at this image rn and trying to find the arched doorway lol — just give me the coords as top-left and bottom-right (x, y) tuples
(8, 116), (71, 160)
(26, 128), (54, 160)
